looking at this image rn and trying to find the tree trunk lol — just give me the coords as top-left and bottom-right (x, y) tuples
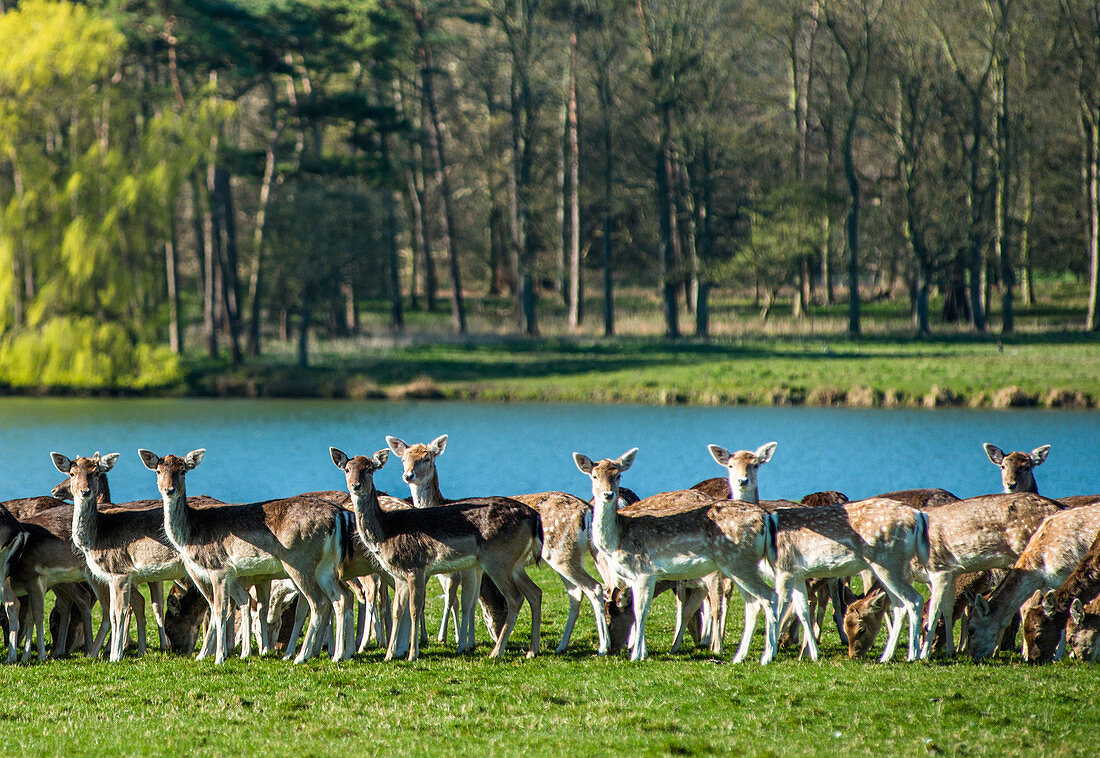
(842, 117), (860, 336)
(555, 95), (568, 305)
(566, 3), (582, 330)
(165, 231), (182, 354)
(213, 166), (241, 364)
(657, 106), (680, 338)
(598, 55), (615, 337)
(197, 169), (217, 358)
(297, 298), (311, 369)
(509, 66), (538, 336)
(966, 91), (988, 332)
(1085, 104), (1100, 331)
(416, 12), (466, 334)
(1020, 158), (1035, 306)
(247, 81), (284, 358)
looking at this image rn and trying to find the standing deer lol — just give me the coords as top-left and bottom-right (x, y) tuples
(138, 448), (352, 664)
(766, 497), (930, 663)
(969, 503), (1100, 660)
(1023, 531), (1100, 663)
(574, 448), (778, 663)
(511, 490), (610, 655)
(0, 504), (27, 661)
(330, 447), (542, 660)
(983, 443), (1050, 494)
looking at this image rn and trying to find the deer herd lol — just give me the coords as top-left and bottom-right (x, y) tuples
(2, 434), (1099, 667)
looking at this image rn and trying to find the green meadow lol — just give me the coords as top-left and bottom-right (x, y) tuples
(2, 567), (1098, 757)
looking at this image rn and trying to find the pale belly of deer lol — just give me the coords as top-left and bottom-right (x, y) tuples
(427, 555), (478, 575)
(609, 551), (717, 583)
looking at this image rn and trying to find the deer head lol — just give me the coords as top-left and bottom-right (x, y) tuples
(386, 435), (445, 485)
(573, 448), (638, 507)
(330, 447), (389, 495)
(1066, 598), (1100, 661)
(50, 451), (119, 503)
(137, 449), (205, 497)
(706, 442), (777, 503)
(966, 593), (1004, 660)
(1022, 590), (1065, 664)
(843, 587), (888, 658)
(983, 443), (1050, 494)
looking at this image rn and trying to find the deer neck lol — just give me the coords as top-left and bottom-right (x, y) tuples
(730, 478), (759, 504)
(989, 569), (1045, 629)
(350, 482), (386, 546)
(409, 472), (445, 508)
(590, 496), (622, 555)
(71, 490), (100, 554)
(161, 483), (193, 552)
(96, 477), (112, 505)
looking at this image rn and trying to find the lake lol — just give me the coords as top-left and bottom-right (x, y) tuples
(0, 398), (1097, 504)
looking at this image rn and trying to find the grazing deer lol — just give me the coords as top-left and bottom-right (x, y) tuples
(511, 490), (610, 654)
(906, 492), (1064, 658)
(139, 448), (353, 664)
(574, 448), (778, 663)
(968, 503), (1100, 660)
(1022, 531), (1100, 663)
(767, 497), (930, 663)
(984, 443), (1050, 494)
(330, 447), (542, 661)
(1064, 597), (1100, 661)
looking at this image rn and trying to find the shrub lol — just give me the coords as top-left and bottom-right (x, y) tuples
(0, 317), (182, 391)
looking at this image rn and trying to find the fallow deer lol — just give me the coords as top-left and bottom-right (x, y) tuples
(139, 448), (353, 664)
(330, 447), (543, 660)
(969, 503), (1100, 660)
(984, 443), (1050, 494)
(766, 497), (930, 663)
(574, 448), (778, 663)
(510, 490), (610, 654)
(1022, 531), (1100, 663)
(0, 504), (27, 662)
(1065, 597), (1100, 661)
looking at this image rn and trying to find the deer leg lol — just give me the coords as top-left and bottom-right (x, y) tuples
(313, 566), (350, 662)
(87, 581), (111, 659)
(128, 587), (145, 657)
(830, 579), (851, 647)
(378, 578), (393, 647)
(147, 581), (169, 651)
(671, 585), (705, 654)
(251, 581), (272, 656)
(732, 592), (762, 664)
(51, 589), (72, 659)
(515, 565), (541, 659)
(108, 579), (130, 662)
(281, 595), (308, 661)
(789, 582), (818, 661)
(2, 580), (17, 664)
(407, 574), (427, 662)
(556, 576), (583, 654)
(871, 567), (923, 662)
(628, 576), (656, 662)
(921, 573), (952, 659)
(386, 580), (410, 661)
(729, 573), (777, 665)
(457, 569), (482, 654)
(30, 580), (46, 662)
(285, 571), (327, 664)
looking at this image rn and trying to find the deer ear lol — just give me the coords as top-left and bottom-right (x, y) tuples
(1030, 445), (1051, 467)
(50, 452), (73, 475)
(973, 594), (991, 617)
(617, 448), (639, 471)
(755, 441), (778, 464)
(184, 449), (205, 470)
(1070, 598), (1085, 624)
(1041, 590), (1057, 617)
(429, 434), (448, 456)
(166, 594), (181, 615)
(386, 436), (408, 456)
(983, 443), (1005, 465)
(330, 447), (350, 469)
(50, 481), (72, 500)
(137, 449), (160, 471)
(573, 452), (594, 474)
(707, 444), (732, 467)
(98, 453), (120, 473)
(372, 449), (390, 469)
(869, 593), (887, 612)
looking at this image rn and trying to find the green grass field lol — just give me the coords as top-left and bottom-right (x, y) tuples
(3, 567), (1099, 757)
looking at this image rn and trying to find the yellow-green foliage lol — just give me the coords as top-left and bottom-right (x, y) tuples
(0, 317), (182, 390)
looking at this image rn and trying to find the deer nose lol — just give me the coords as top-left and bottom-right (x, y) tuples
(403, 472), (414, 483)
(601, 490), (615, 503)
(737, 477), (750, 487)
(79, 488), (92, 498)
(164, 485), (177, 496)
(1006, 480), (1017, 490)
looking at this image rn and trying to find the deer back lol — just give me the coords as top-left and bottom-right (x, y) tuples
(876, 488), (960, 510)
(923, 493), (1064, 573)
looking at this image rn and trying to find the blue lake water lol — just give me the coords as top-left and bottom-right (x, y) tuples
(1, 398), (1097, 505)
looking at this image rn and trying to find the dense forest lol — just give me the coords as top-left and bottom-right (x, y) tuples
(1, 0), (1099, 387)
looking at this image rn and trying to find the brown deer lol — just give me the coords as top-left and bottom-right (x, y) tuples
(767, 497), (930, 663)
(0, 504), (27, 661)
(330, 447), (542, 661)
(51, 452), (245, 662)
(969, 503), (1100, 660)
(1065, 597), (1100, 661)
(984, 443), (1050, 494)
(510, 490), (610, 654)
(574, 448), (778, 663)
(1022, 531), (1100, 663)
(139, 448), (353, 664)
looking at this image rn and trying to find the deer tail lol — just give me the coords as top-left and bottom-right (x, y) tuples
(763, 512), (778, 567)
(915, 510), (931, 566)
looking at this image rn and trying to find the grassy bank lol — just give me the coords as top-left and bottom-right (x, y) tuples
(2, 567), (1099, 756)
(185, 333), (1100, 409)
